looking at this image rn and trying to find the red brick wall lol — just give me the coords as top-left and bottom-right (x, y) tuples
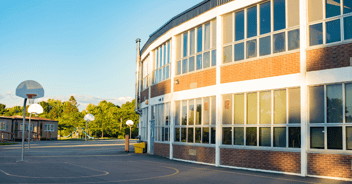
(173, 145), (215, 164)
(307, 42), (352, 72)
(308, 153), (352, 179)
(220, 149), (301, 173)
(151, 79), (171, 98)
(221, 52), (300, 84)
(174, 68), (216, 92)
(140, 89), (149, 103)
(154, 142), (170, 158)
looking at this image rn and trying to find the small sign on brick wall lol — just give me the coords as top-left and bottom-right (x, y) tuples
(189, 149), (196, 156)
(190, 82), (197, 89)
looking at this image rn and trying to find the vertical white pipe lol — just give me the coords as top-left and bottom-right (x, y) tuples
(300, 0), (308, 177)
(170, 36), (176, 159)
(215, 14), (222, 167)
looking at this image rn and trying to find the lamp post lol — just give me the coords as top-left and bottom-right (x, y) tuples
(84, 114), (95, 144)
(27, 104), (43, 149)
(126, 120), (133, 139)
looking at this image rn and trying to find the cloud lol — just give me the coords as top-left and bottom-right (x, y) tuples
(0, 91), (133, 111)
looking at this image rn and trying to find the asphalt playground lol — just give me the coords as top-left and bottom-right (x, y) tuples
(0, 139), (350, 184)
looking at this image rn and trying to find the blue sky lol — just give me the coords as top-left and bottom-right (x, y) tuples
(0, 0), (201, 111)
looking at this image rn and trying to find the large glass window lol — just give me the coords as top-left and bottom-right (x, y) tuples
(308, 0), (352, 47)
(153, 41), (171, 84)
(174, 96), (216, 145)
(309, 82), (352, 151)
(222, 87), (301, 148)
(154, 103), (170, 142)
(222, 1), (299, 64)
(178, 21), (216, 76)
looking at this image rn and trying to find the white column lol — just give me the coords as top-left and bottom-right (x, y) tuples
(170, 36), (176, 159)
(215, 15), (223, 167)
(147, 51), (154, 154)
(300, 0), (308, 177)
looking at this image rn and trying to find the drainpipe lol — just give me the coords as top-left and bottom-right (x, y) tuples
(135, 38), (142, 115)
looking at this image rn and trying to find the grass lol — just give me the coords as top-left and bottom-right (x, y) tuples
(0, 143), (18, 146)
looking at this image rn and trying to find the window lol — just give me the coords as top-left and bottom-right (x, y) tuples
(309, 83), (352, 151)
(153, 41), (171, 84)
(0, 122), (5, 130)
(174, 96), (216, 144)
(222, 0), (299, 64)
(222, 87), (301, 148)
(177, 20), (217, 75)
(308, 0), (352, 47)
(141, 55), (149, 91)
(154, 103), (170, 142)
(44, 124), (54, 132)
(20, 123), (34, 131)
(140, 108), (148, 141)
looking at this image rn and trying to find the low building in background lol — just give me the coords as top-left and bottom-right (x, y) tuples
(135, 0), (352, 181)
(0, 116), (58, 141)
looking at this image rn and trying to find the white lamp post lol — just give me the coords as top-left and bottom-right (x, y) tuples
(84, 114), (95, 144)
(126, 120), (133, 139)
(27, 104), (43, 149)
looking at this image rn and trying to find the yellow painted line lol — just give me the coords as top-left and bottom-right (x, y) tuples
(0, 162), (109, 179)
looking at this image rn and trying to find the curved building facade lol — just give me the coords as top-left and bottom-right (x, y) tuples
(135, 0), (352, 180)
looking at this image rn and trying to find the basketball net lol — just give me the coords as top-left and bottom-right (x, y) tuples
(26, 94), (37, 105)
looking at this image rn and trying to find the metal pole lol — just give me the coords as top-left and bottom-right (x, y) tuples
(85, 120), (87, 144)
(130, 125), (131, 139)
(21, 98), (27, 161)
(28, 113), (32, 150)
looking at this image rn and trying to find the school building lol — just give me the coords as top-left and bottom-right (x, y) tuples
(135, 0), (352, 180)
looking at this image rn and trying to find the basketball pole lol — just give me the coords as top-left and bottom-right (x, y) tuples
(21, 98), (27, 161)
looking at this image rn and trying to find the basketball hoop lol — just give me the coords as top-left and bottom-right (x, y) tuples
(28, 99), (34, 105)
(26, 94), (37, 99)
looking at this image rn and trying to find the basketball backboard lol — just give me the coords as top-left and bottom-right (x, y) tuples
(84, 114), (95, 121)
(28, 104), (43, 114)
(15, 80), (44, 99)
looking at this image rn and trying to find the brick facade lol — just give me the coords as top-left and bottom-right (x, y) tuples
(140, 89), (149, 103)
(173, 145), (215, 164)
(151, 79), (171, 98)
(308, 153), (352, 179)
(221, 52), (300, 84)
(174, 68), (216, 92)
(307, 42), (352, 72)
(154, 142), (170, 158)
(220, 149), (301, 174)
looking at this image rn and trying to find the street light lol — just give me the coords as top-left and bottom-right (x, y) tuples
(27, 104), (43, 149)
(84, 114), (95, 144)
(126, 120), (133, 139)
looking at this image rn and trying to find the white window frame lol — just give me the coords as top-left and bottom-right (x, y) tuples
(220, 87), (301, 151)
(308, 0), (352, 48)
(222, 0), (300, 65)
(153, 102), (171, 142)
(308, 82), (352, 153)
(176, 19), (217, 76)
(174, 96), (217, 145)
(153, 40), (171, 85)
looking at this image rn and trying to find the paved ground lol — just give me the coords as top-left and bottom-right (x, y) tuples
(0, 140), (350, 184)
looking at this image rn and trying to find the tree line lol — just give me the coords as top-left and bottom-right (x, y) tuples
(0, 96), (139, 138)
